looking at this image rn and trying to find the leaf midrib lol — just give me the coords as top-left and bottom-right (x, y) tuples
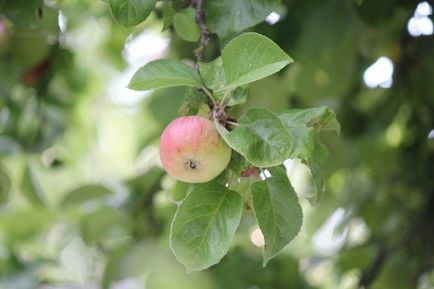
(193, 190), (229, 253)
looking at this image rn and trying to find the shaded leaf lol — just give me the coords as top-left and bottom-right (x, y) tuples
(170, 182), (242, 272)
(161, 1), (175, 31)
(226, 86), (249, 106)
(179, 87), (208, 116)
(216, 108), (293, 167)
(220, 33), (293, 90)
(280, 106), (340, 134)
(279, 107), (339, 202)
(128, 59), (202, 91)
(21, 164), (45, 206)
(204, 0), (280, 39)
(1, 0), (43, 28)
(80, 207), (131, 244)
(103, 0), (156, 26)
(251, 166), (302, 265)
(148, 86), (188, 126)
(0, 136), (20, 155)
(0, 165), (10, 204)
(61, 184), (112, 207)
(173, 8), (200, 42)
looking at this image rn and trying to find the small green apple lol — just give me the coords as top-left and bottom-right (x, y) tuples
(160, 116), (231, 183)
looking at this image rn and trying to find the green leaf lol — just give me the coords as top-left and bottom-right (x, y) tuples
(21, 164), (45, 206)
(220, 33), (293, 90)
(199, 57), (227, 91)
(161, 1), (175, 31)
(204, 0), (280, 39)
(279, 107), (339, 202)
(0, 165), (11, 204)
(1, 0), (43, 28)
(128, 59), (203, 91)
(251, 166), (303, 265)
(103, 0), (156, 26)
(0, 209), (56, 239)
(60, 238), (96, 282)
(170, 182), (243, 272)
(148, 87), (188, 126)
(228, 151), (251, 175)
(80, 207), (130, 244)
(280, 106), (340, 134)
(61, 184), (113, 207)
(216, 108), (293, 167)
(226, 86), (249, 106)
(173, 8), (200, 42)
(179, 87), (208, 116)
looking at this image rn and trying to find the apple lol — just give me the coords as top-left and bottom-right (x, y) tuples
(160, 116), (231, 183)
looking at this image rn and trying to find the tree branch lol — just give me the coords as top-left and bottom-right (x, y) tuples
(191, 0), (210, 65)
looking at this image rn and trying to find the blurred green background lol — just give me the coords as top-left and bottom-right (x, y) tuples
(0, 0), (433, 288)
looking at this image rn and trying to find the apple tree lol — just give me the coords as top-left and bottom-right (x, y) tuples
(0, 0), (433, 289)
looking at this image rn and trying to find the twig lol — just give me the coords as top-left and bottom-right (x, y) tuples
(191, 0), (210, 65)
(357, 246), (389, 289)
(226, 121), (239, 127)
(201, 86), (217, 107)
(219, 89), (232, 106)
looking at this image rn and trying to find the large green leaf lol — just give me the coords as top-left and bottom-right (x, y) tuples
(128, 59), (203, 91)
(204, 0), (280, 39)
(216, 108), (293, 167)
(1, 0), (42, 28)
(61, 184), (113, 207)
(251, 166), (303, 265)
(103, 0), (156, 26)
(220, 33), (293, 90)
(170, 182), (242, 272)
(173, 8), (200, 42)
(279, 106), (339, 202)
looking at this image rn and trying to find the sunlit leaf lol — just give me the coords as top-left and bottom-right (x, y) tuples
(220, 33), (293, 90)
(199, 57), (227, 91)
(173, 8), (200, 42)
(0, 209), (56, 239)
(129, 59), (203, 91)
(60, 238), (96, 282)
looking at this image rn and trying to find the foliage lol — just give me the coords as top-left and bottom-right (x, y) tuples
(0, 0), (433, 288)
